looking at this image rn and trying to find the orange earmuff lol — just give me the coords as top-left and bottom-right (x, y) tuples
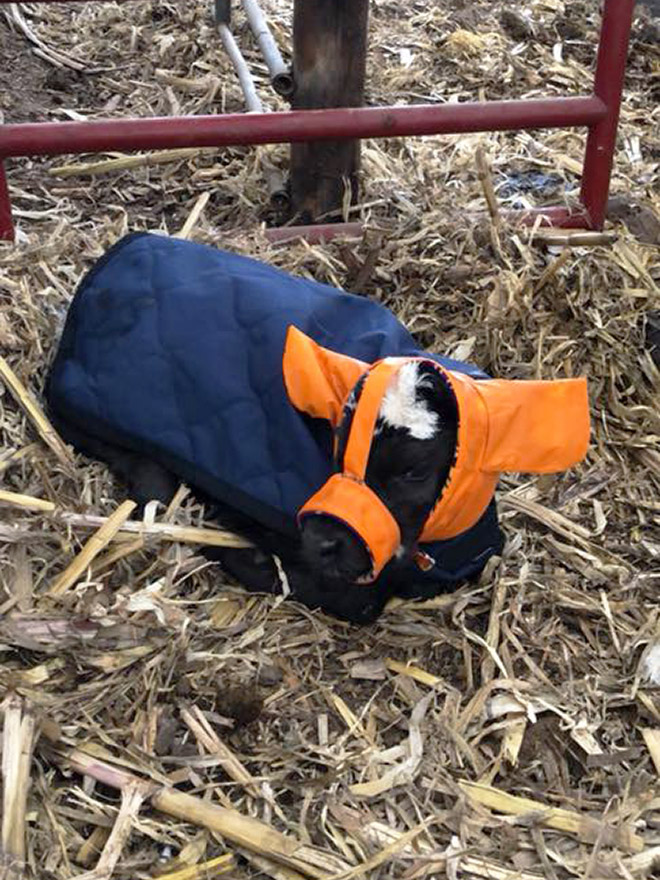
(285, 327), (591, 585)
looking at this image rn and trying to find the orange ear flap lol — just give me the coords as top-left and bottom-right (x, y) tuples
(283, 326), (369, 426)
(476, 376), (590, 474)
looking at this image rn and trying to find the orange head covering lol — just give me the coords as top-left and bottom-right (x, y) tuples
(283, 326), (590, 583)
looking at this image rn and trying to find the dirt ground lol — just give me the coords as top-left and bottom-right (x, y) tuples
(1, 1), (660, 879)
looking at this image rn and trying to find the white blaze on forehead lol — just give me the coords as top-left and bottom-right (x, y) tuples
(378, 362), (438, 440)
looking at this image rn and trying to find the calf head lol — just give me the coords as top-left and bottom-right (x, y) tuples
(300, 360), (457, 585)
(285, 325), (590, 591)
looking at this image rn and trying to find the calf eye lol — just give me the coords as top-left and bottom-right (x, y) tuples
(398, 466), (429, 483)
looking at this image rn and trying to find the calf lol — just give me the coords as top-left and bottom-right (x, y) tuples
(46, 232), (589, 624)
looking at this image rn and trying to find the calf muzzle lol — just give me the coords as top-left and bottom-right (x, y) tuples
(298, 473), (401, 583)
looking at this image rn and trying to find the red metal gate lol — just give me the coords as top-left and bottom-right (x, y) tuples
(0, 0), (636, 241)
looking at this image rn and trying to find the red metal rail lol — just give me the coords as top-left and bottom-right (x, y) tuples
(0, 0), (635, 240)
(0, 98), (607, 156)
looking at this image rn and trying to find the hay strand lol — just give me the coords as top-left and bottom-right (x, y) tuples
(0, 355), (72, 465)
(48, 500), (137, 596)
(48, 148), (217, 179)
(59, 512), (252, 548)
(459, 781), (644, 852)
(1, 695), (36, 877)
(0, 489), (56, 513)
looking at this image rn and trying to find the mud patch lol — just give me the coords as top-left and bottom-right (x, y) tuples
(0, 21), (51, 122)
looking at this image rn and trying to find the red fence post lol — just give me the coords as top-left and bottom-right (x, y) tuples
(580, 0), (636, 230)
(0, 162), (14, 242)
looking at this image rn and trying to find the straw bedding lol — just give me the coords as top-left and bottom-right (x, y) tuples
(1, 1), (659, 878)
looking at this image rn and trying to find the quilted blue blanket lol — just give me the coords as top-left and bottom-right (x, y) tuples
(46, 232), (503, 585)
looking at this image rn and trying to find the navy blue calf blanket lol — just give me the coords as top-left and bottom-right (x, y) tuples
(46, 232), (503, 587)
